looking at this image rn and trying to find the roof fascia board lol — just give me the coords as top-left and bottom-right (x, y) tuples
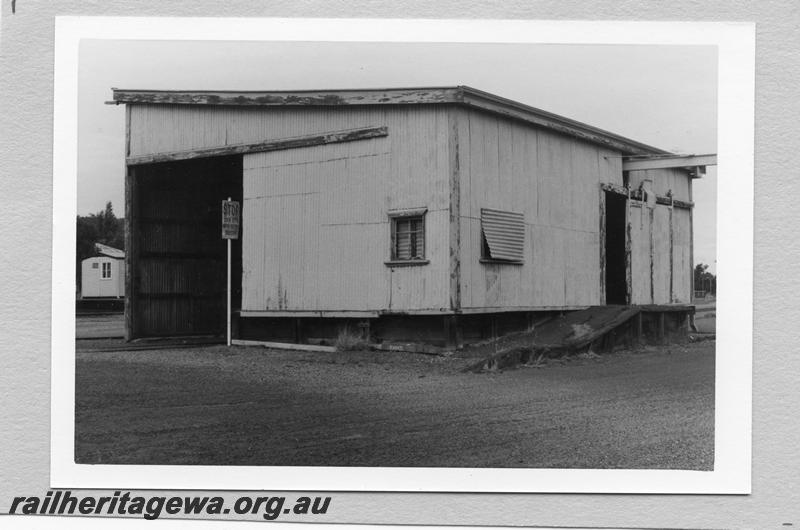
(111, 87), (463, 107)
(622, 154), (717, 171)
(111, 86), (667, 156)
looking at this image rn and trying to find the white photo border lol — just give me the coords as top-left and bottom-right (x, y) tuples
(52, 17), (754, 493)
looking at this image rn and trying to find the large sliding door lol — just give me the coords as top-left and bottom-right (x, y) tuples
(127, 156), (242, 339)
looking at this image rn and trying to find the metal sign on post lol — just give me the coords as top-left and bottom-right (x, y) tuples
(222, 199), (240, 239)
(222, 198), (240, 346)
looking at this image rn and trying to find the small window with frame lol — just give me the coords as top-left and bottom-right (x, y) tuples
(386, 208), (428, 266)
(101, 261), (112, 280)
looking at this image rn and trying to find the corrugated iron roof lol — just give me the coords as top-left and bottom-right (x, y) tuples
(94, 242), (125, 259)
(110, 86), (669, 156)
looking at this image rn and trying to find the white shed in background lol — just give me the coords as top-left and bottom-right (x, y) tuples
(81, 243), (125, 298)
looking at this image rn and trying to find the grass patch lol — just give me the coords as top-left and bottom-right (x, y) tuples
(334, 326), (370, 352)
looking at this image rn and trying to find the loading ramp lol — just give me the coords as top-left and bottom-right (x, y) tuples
(464, 304), (694, 372)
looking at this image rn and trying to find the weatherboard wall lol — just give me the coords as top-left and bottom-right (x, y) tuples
(628, 167), (691, 202)
(240, 107), (451, 313)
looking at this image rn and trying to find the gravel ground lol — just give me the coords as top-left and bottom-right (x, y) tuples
(694, 313), (716, 333)
(76, 313), (125, 339)
(75, 340), (715, 469)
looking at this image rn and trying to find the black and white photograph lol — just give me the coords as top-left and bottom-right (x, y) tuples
(50, 18), (753, 494)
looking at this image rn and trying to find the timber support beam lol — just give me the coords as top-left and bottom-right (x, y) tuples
(126, 126), (388, 166)
(601, 182), (694, 209)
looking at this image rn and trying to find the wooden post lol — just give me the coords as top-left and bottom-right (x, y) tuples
(448, 111), (462, 314)
(449, 315), (462, 350)
(492, 315), (498, 355)
(636, 311), (643, 345)
(668, 191), (674, 303)
(294, 318), (304, 344)
(625, 187), (632, 305)
(123, 103), (135, 341)
(649, 206), (655, 304)
(599, 188), (606, 304)
(444, 316), (453, 350)
(124, 164), (136, 341)
(358, 319), (371, 343)
(689, 176), (695, 302)
(231, 311), (240, 341)
(658, 312), (666, 344)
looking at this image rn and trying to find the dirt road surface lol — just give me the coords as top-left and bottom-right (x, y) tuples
(75, 341), (714, 469)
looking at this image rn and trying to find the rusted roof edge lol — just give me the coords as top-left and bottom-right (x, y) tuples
(111, 85), (668, 156)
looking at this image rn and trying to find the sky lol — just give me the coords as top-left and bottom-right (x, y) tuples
(78, 40), (718, 272)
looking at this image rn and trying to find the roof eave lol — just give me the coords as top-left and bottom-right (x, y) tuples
(110, 86), (668, 156)
(458, 86), (667, 156)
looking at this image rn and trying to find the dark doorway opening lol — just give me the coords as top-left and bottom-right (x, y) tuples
(605, 191), (628, 305)
(129, 156), (243, 338)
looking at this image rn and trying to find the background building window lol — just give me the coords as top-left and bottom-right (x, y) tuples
(101, 262), (112, 279)
(388, 208), (427, 263)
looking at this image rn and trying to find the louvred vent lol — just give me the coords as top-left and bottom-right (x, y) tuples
(481, 208), (525, 261)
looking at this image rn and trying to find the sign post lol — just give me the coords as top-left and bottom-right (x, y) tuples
(222, 198), (240, 346)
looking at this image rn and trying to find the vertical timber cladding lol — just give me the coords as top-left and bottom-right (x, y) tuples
(240, 106), (452, 314)
(671, 207), (693, 303)
(454, 107), (624, 309)
(130, 156), (243, 338)
(241, 139), (391, 312)
(628, 201), (652, 304)
(627, 168), (693, 304)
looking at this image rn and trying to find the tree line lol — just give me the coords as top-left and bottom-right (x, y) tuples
(694, 263), (716, 297)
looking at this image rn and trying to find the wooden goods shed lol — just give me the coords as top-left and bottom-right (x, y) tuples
(112, 86), (710, 346)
